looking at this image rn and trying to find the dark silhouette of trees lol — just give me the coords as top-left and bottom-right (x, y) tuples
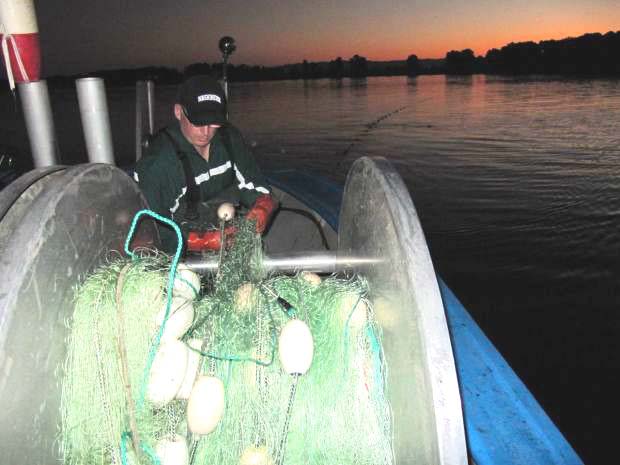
(406, 54), (421, 75)
(328, 57), (345, 78)
(445, 49), (479, 74)
(39, 30), (620, 88)
(183, 62), (213, 77)
(349, 55), (368, 78)
(486, 41), (542, 74)
(189, 32), (619, 80)
(486, 31), (620, 75)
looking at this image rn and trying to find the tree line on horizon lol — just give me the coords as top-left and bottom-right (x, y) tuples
(446, 30), (620, 75)
(7, 30), (616, 89)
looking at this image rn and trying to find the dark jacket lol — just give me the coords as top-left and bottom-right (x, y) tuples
(133, 122), (270, 252)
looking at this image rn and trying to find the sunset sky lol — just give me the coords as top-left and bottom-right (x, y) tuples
(30, 0), (620, 75)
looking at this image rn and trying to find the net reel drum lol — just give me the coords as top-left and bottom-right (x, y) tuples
(0, 157), (466, 464)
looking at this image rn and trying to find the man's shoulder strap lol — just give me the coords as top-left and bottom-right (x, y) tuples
(219, 126), (235, 166)
(162, 128), (199, 220)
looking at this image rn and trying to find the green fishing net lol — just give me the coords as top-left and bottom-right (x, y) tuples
(60, 218), (394, 465)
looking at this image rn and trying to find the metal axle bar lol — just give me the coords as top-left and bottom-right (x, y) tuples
(182, 251), (381, 274)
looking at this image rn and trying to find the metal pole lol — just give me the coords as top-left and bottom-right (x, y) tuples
(135, 80), (155, 161)
(135, 81), (144, 161)
(222, 56), (229, 101)
(183, 251), (382, 274)
(218, 36), (236, 103)
(146, 80), (155, 135)
(17, 80), (59, 167)
(76, 77), (115, 164)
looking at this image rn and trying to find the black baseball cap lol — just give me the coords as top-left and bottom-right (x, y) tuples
(177, 75), (228, 126)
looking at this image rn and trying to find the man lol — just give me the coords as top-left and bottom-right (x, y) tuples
(133, 75), (277, 254)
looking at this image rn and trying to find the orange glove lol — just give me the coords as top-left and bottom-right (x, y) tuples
(246, 195), (278, 234)
(187, 226), (237, 252)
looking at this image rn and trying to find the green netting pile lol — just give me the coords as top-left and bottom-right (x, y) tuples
(61, 217), (394, 465)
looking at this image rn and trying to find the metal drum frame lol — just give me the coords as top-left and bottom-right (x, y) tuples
(0, 164), (157, 463)
(339, 157), (467, 464)
(0, 157), (466, 464)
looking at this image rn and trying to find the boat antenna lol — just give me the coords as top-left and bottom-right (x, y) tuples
(218, 36), (236, 101)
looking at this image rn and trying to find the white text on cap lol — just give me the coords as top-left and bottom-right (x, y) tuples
(197, 94), (222, 103)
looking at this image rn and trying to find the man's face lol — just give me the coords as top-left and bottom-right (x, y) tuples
(174, 104), (220, 150)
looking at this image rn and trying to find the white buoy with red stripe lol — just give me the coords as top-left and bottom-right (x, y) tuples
(0, 0), (41, 90)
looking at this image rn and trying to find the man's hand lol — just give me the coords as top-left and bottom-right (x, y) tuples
(246, 195), (279, 234)
(186, 195), (276, 251)
(187, 226), (237, 252)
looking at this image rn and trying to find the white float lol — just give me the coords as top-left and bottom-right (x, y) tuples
(239, 445), (274, 465)
(187, 375), (225, 435)
(217, 202), (235, 221)
(146, 340), (189, 407)
(340, 293), (368, 331)
(155, 434), (189, 465)
(234, 282), (257, 313)
(278, 319), (314, 375)
(176, 339), (202, 400)
(154, 296), (194, 341)
(299, 271), (321, 287)
(172, 264), (200, 300)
